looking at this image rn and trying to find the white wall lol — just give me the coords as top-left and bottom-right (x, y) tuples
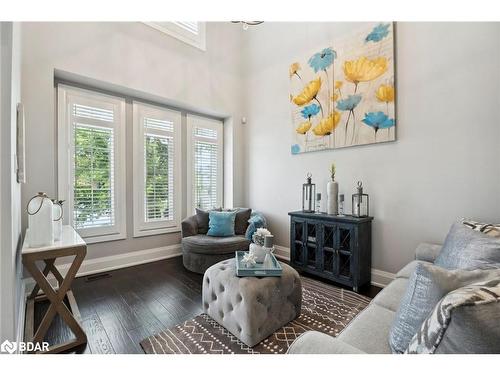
(0, 21), (23, 343)
(242, 22), (500, 274)
(21, 22), (245, 260)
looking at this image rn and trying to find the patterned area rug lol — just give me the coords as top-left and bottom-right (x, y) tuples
(140, 277), (371, 354)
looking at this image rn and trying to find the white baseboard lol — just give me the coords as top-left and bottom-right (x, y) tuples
(371, 269), (396, 288)
(23, 244), (182, 293)
(273, 246), (395, 288)
(274, 245), (290, 261)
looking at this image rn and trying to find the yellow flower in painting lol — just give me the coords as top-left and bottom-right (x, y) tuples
(343, 56), (388, 84)
(292, 77), (322, 106)
(296, 121), (312, 135)
(335, 81), (343, 89)
(289, 62), (301, 78)
(376, 84), (395, 103)
(312, 112), (341, 136)
(331, 93), (339, 102)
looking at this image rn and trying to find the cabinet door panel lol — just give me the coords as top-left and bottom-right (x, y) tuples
(320, 223), (336, 275)
(336, 224), (355, 280)
(291, 219), (305, 266)
(304, 220), (320, 270)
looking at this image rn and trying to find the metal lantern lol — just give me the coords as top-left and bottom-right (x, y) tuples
(352, 181), (369, 217)
(302, 173), (316, 213)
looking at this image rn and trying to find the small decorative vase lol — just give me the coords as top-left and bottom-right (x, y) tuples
(327, 180), (338, 215)
(249, 243), (266, 263)
(263, 253), (274, 268)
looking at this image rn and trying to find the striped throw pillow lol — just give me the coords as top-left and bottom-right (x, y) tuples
(462, 219), (500, 238)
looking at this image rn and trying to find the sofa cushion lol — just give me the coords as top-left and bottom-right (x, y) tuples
(338, 304), (395, 354)
(207, 211), (237, 237)
(287, 331), (365, 354)
(196, 207), (221, 234)
(406, 278), (500, 354)
(435, 222), (500, 270)
(372, 278), (408, 312)
(182, 234), (250, 255)
(245, 211), (267, 240)
(414, 243), (442, 263)
(396, 260), (431, 279)
(389, 262), (500, 353)
(234, 208), (252, 235)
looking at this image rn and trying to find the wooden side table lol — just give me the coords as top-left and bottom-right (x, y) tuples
(22, 225), (87, 354)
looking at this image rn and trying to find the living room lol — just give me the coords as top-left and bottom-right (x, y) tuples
(1, 0), (499, 372)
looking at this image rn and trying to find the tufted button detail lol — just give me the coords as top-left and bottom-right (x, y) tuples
(204, 302), (209, 309)
(206, 277), (210, 284)
(219, 285), (225, 293)
(236, 294), (242, 303)
(220, 311), (224, 319)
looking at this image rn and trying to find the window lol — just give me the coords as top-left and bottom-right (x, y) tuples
(133, 102), (181, 237)
(57, 85), (126, 243)
(187, 114), (223, 214)
(143, 22), (206, 51)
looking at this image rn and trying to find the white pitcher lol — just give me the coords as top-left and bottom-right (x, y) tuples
(52, 200), (64, 241)
(27, 192), (54, 247)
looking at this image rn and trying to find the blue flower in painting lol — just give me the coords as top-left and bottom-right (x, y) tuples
(362, 112), (395, 131)
(365, 23), (391, 43)
(300, 103), (321, 119)
(291, 144), (301, 155)
(336, 95), (362, 111)
(308, 48), (337, 73)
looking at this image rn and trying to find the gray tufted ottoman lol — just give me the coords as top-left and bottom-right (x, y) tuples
(202, 258), (302, 347)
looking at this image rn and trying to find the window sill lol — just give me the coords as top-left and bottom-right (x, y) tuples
(133, 225), (181, 238)
(82, 232), (127, 244)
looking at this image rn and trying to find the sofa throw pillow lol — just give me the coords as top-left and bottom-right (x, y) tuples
(234, 208), (252, 235)
(434, 222), (500, 270)
(406, 278), (500, 354)
(245, 211), (267, 240)
(196, 207), (221, 234)
(207, 211), (237, 237)
(462, 219), (500, 238)
(388, 263), (500, 353)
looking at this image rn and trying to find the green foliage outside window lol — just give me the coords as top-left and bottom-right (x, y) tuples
(74, 126), (113, 228)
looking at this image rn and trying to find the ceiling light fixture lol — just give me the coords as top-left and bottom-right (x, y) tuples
(231, 21), (264, 30)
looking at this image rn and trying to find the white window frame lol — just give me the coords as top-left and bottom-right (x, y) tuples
(143, 22), (206, 51)
(186, 114), (223, 215)
(133, 102), (182, 237)
(57, 85), (127, 243)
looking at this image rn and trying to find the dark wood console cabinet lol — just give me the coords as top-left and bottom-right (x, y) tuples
(288, 211), (373, 292)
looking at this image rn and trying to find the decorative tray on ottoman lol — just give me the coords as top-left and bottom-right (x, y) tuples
(235, 251), (283, 277)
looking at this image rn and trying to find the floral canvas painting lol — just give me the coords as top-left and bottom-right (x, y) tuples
(290, 22), (395, 154)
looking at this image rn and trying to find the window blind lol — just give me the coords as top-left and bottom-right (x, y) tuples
(192, 125), (220, 211)
(73, 123), (115, 229)
(173, 22), (199, 35)
(144, 117), (174, 222)
(59, 85), (126, 243)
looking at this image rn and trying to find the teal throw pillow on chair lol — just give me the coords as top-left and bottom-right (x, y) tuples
(207, 211), (236, 237)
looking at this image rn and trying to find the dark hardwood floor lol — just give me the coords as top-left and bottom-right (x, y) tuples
(33, 256), (380, 354)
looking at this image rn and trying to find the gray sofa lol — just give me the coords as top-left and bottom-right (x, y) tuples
(181, 212), (251, 274)
(288, 242), (443, 354)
